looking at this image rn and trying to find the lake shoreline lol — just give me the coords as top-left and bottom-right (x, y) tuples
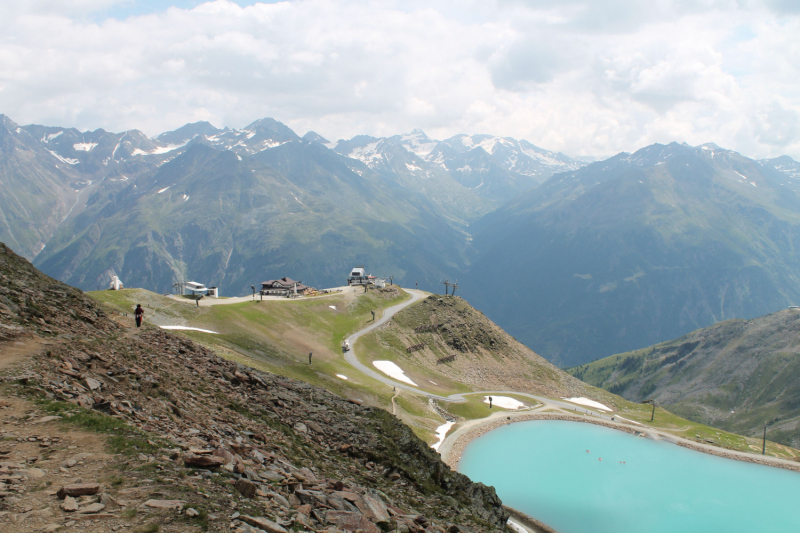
(441, 412), (800, 474)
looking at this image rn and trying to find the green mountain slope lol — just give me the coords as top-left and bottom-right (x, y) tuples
(567, 309), (800, 448)
(465, 142), (800, 367)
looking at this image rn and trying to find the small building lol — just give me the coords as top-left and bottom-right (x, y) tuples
(207, 286), (219, 298)
(184, 281), (208, 294)
(109, 275), (123, 290)
(347, 266), (374, 286)
(374, 278), (386, 289)
(260, 278), (314, 297)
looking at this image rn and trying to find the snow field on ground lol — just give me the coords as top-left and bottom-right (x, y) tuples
(563, 397), (612, 411)
(614, 416), (642, 426)
(372, 361), (417, 386)
(160, 326), (218, 334)
(336, 374), (348, 380)
(484, 396), (525, 409)
(430, 421), (454, 452)
(507, 519), (527, 533)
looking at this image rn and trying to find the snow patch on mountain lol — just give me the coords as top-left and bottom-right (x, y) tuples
(43, 131), (63, 143)
(348, 141), (383, 167)
(73, 143), (98, 151)
(47, 149), (79, 165)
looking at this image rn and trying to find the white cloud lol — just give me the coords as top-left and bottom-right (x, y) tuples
(0, 0), (798, 160)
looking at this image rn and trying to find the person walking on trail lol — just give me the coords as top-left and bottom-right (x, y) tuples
(134, 304), (144, 328)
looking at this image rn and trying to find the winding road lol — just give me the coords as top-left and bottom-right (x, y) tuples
(343, 289), (616, 420)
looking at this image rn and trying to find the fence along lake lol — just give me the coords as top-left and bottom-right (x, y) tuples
(458, 420), (800, 533)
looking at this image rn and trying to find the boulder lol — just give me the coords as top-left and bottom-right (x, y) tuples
(234, 478), (257, 499)
(78, 503), (105, 514)
(144, 499), (185, 509)
(183, 454), (225, 468)
(326, 510), (381, 533)
(240, 515), (289, 533)
(60, 496), (79, 512)
(57, 483), (100, 499)
(356, 491), (390, 522)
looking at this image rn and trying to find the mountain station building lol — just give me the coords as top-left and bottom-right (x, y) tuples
(260, 278), (314, 297)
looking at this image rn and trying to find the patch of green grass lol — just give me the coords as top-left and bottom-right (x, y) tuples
(36, 399), (164, 456)
(184, 505), (209, 530)
(446, 395), (495, 420)
(135, 524), (160, 533)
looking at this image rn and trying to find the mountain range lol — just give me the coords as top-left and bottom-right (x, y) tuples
(0, 114), (583, 297)
(3, 113), (800, 370)
(463, 142), (800, 366)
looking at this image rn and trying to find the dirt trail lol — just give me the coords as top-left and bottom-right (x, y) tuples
(0, 336), (201, 532)
(0, 338), (46, 371)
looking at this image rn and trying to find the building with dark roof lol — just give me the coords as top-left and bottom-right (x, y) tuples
(260, 277), (314, 297)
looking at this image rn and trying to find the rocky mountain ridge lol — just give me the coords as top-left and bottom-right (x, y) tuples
(0, 241), (508, 532)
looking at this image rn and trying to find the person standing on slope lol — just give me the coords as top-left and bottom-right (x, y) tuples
(134, 304), (144, 328)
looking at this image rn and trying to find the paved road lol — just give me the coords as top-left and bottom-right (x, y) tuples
(343, 289), (615, 420)
(168, 288), (347, 306)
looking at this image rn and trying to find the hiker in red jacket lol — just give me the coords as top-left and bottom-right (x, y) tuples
(134, 304), (144, 328)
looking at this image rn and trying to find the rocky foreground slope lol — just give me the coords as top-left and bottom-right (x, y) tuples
(569, 310), (800, 448)
(0, 241), (508, 532)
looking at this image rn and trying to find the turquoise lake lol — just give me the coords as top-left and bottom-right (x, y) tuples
(458, 421), (800, 533)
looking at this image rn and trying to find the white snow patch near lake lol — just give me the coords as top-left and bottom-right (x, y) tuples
(563, 397), (612, 411)
(336, 374), (348, 380)
(73, 143), (97, 151)
(507, 519), (527, 533)
(614, 416), (642, 426)
(430, 421), (454, 452)
(329, 306), (337, 310)
(158, 186), (170, 193)
(484, 396), (525, 409)
(373, 361), (417, 386)
(160, 326), (218, 334)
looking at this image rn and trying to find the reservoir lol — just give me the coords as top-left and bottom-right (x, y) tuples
(458, 421), (800, 533)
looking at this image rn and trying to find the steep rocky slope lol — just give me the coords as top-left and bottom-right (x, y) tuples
(0, 241), (508, 532)
(568, 309), (800, 448)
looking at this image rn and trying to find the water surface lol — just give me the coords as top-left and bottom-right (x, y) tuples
(458, 421), (800, 533)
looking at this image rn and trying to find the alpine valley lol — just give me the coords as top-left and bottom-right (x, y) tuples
(3, 114), (800, 369)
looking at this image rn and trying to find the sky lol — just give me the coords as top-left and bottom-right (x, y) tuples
(0, 0), (798, 160)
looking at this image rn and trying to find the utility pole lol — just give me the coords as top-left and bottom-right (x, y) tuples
(389, 275), (393, 286)
(442, 279), (449, 295)
(251, 285), (255, 301)
(451, 280), (459, 296)
(762, 422), (767, 455)
(309, 352), (313, 366)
